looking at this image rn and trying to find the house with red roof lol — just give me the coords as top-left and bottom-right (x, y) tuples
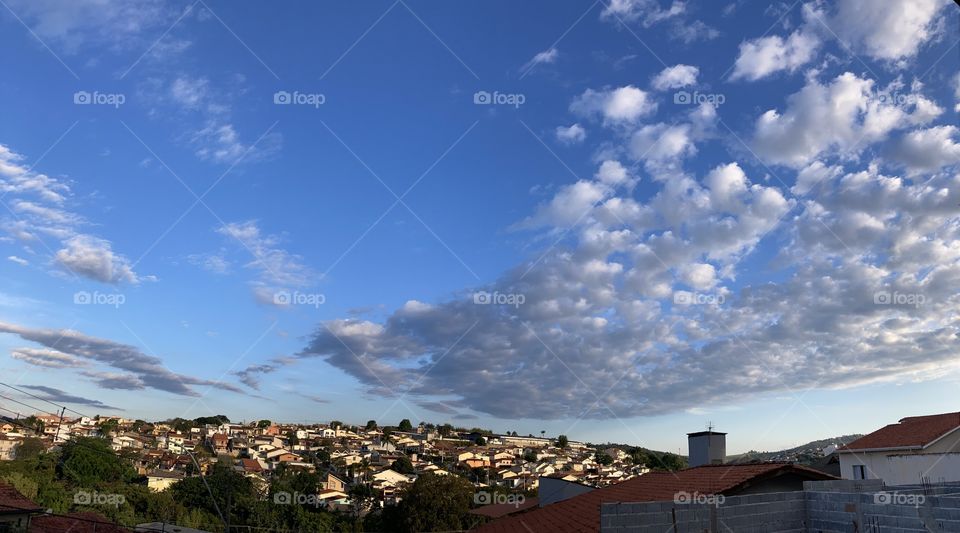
(472, 463), (835, 533)
(838, 410), (960, 486)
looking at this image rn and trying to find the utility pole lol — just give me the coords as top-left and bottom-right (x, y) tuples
(53, 407), (66, 443)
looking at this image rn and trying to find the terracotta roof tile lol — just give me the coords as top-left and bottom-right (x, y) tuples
(0, 482), (42, 514)
(840, 411), (960, 451)
(473, 463), (835, 533)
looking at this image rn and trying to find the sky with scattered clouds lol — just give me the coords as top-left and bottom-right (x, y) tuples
(0, 0), (958, 454)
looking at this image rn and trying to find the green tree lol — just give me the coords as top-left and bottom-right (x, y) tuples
(58, 437), (133, 486)
(257, 419), (272, 429)
(97, 418), (119, 437)
(556, 435), (569, 449)
(14, 437), (44, 460)
(522, 450), (537, 463)
(365, 420), (378, 430)
(594, 450), (614, 466)
(398, 419), (413, 432)
(391, 456), (415, 475)
(395, 473), (475, 532)
(475, 436), (486, 446)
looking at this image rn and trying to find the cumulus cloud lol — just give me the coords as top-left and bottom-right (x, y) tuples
(891, 126), (960, 175)
(829, 0), (946, 63)
(652, 64), (699, 90)
(731, 29), (819, 81)
(570, 86), (656, 124)
(0, 321), (245, 396)
(555, 124), (587, 145)
(7, 256), (28, 266)
(752, 72), (941, 167)
(55, 235), (138, 284)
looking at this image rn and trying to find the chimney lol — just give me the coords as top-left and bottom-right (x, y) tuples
(687, 428), (726, 467)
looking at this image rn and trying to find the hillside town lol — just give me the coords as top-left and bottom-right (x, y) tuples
(1, 408), (958, 532)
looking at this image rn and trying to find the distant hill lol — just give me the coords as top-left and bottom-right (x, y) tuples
(728, 434), (863, 465)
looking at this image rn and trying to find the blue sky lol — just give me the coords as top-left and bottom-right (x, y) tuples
(0, 0), (958, 454)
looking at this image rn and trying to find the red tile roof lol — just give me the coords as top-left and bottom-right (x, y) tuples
(473, 463), (835, 533)
(31, 511), (131, 532)
(470, 497), (540, 519)
(840, 411), (960, 451)
(0, 482), (42, 514)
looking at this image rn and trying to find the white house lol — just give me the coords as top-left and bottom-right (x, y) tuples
(838, 411), (960, 486)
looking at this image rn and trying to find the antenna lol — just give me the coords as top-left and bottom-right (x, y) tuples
(707, 421), (714, 432)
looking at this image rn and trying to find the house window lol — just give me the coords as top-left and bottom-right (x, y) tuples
(852, 464), (866, 480)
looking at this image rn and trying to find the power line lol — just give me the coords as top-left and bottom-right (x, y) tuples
(0, 381), (90, 418)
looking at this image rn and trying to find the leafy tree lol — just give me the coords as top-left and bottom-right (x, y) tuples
(193, 415), (230, 426)
(14, 437), (44, 460)
(398, 419), (413, 432)
(58, 437), (134, 486)
(257, 419), (272, 429)
(172, 462), (258, 526)
(329, 420), (343, 430)
(594, 450), (614, 466)
(391, 455), (415, 475)
(522, 450), (537, 463)
(21, 415), (44, 435)
(286, 430), (300, 446)
(97, 418), (119, 437)
(475, 436), (486, 446)
(437, 424), (453, 438)
(395, 473), (475, 532)
(556, 435), (569, 449)
(365, 420), (378, 430)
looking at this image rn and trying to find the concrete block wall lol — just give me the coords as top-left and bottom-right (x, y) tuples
(601, 492), (806, 533)
(600, 485), (960, 533)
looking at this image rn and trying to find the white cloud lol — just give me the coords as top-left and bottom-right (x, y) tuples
(830, 0), (946, 62)
(555, 124), (586, 145)
(601, 0), (685, 25)
(731, 29), (820, 81)
(752, 72), (941, 167)
(891, 126), (960, 175)
(521, 47), (559, 72)
(55, 235), (138, 284)
(0, 144), (140, 284)
(651, 64), (699, 90)
(570, 86), (656, 124)
(7, 256), (28, 266)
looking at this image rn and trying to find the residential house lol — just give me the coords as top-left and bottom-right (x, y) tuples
(475, 463), (836, 532)
(147, 470), (184, 492)
(838, 410), (960, 486)
(0, 481), (43, 530)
